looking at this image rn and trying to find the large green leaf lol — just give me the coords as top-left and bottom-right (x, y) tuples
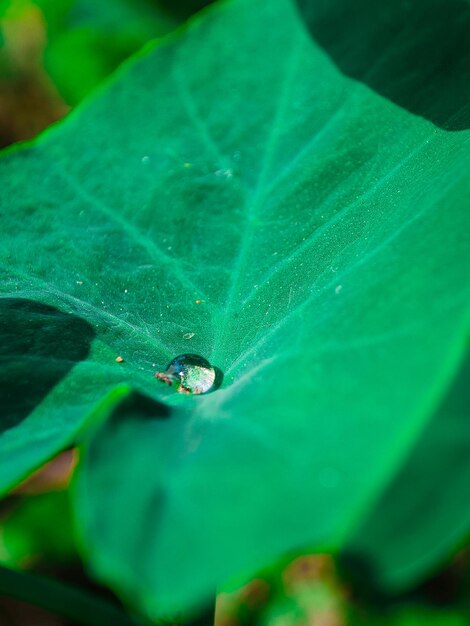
(1, 0), (470, 618)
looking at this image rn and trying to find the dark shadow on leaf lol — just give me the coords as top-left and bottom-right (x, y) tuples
(0, 298), (95, 434)
(338, 551), (388, 607)
(295, 0), (470, 130)
(210, 366), (224, 394)
(112, 392), (171, 423)
(157, 0), (213, 21)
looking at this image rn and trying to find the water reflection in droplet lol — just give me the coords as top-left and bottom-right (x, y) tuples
(155, 353), (220, 395)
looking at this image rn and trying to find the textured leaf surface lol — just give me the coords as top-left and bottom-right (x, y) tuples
(1, 0), (470, 618)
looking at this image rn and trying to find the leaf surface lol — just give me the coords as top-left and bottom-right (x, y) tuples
(344, 350), (470, 591)
(1, 0), (470, 617)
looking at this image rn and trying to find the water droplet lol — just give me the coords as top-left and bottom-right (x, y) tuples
(335, 285), (343, 294)
(141, 156), (150, 164)
(183, 332), (195, 340)
(155, 354), (218, 395)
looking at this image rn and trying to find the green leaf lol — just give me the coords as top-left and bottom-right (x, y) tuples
(343, 350), (470, 591)
(39, 0), (178, 103)
(350, 605), (469, 626)
(1, 0), (470, 618)
(0, 564), (140, 626)
(2, 0), (208, 105)
(0, 491), (75, 567)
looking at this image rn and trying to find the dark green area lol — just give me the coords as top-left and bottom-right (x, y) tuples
(296, 0), (470, 129)
(0, 564), (140, 626)
(0, 299), (94, 432)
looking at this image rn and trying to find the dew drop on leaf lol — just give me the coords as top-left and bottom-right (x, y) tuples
(155, 354), (217, 395)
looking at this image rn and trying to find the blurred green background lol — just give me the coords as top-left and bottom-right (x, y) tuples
(0, 0), (210, 146)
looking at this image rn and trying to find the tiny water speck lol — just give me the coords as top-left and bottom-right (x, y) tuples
(155, 354), (216, 395)
(335, 285), (343, 294)
(141, 156), (150, 164)
(183, 332), (195, 340)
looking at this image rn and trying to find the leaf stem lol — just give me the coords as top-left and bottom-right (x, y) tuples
(0, 565), (140, 626)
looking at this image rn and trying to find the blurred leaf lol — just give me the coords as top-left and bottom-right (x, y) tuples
(1, 0), (214, 108)
(0, 491), (75, 568)
(1, 0), (470, 620)
(350, 605), (469, 626)
(33, 0), (215, 104)
(0, 564), (140, 626)
(38, 0), (178, 103)
(344, 351), (470, 591)
(157, 0), (213, 21)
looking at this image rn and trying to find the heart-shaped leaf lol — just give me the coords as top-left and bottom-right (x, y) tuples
(1, 0), (470, 619)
